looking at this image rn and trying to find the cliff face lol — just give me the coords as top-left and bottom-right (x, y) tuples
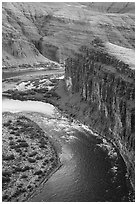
(65, 40), (135, 188)
(2, 2), (135, 66)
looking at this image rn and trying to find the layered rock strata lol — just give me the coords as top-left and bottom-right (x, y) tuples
(65, 40), (135, 188)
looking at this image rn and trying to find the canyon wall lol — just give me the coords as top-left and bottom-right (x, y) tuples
(2, 2), (135, 67)
(64, 40), (135, 188)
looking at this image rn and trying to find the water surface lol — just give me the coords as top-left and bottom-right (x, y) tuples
(2, 98), (131, 202)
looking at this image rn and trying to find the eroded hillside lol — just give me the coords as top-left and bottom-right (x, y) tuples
(2, 2), (135, 66)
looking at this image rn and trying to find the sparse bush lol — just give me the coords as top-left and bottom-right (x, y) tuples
(9, 136), (13, 140)
(39, 144), (47, 148)
(36, 155), (43, 160)
(2, 176), (10, 183)
(14, 132), (20, 136)
(21, 174), (28, 179)
(49, 157), (54, 162)
(9, 141), (15, 146)
(2, 194), (9, 201)
(2, 170), (11, 177)
(17, 142), (29, 148)
(28, 158), (36, 163)
(28, 151), (37, 157)
(10, 130), (15, 134)
(3, 120), (12, 127)
(22, 166), (30, 172)
(12, 127), (18, 131)
(43, 159), (49, 165)
(34, 170), (43, 175)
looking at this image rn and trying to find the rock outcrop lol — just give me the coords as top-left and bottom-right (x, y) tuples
(64, 39), (135, 189)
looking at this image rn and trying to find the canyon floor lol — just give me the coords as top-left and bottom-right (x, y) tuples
(2, 67), (134, 202)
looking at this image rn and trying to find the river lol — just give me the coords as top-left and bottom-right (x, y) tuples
(2, 98), (131, 202)
(2, 68), (64, 80)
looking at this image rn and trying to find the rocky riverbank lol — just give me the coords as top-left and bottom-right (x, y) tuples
(2, 69), (64, 111)
(2, 65), (135, 200)
(2, 112), (61, 202)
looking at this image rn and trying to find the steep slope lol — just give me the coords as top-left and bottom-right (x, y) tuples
(2, 3), (48, 66)
(63, 39), (135, 189)
(2, 2), (135, 66)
